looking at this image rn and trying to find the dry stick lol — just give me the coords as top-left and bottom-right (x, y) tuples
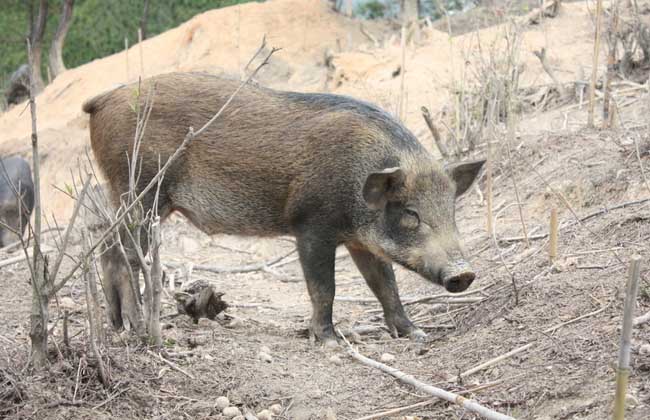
(137, 28), (144, 79)
(124, 36), (129, 82)
(602, 0), (619, 129)
(82, 230), (109, 388)
(0, 247), (55, 269)
(549, 208), (558, 262)
(58, 40), (279, 284)
(421, 106), (449, 159)
(613, 256), (642, 420)
(533, 48), (565, 97)
(399, 23), (407, 122)
(455, 303), (610, 381)
(147, 350), (195, 379)
(353, 398), (437, 420)
(588, 0), (604, 127)
(149, 217), (162, 347)
(337, 330), (515, 420)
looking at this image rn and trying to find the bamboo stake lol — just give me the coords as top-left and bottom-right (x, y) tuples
(603, 0), (619, 129)
(338, 330), (516, 420)
(588, 0), (604, 127)
(613, 256), (642, 420)
(549, 208), (558, 261)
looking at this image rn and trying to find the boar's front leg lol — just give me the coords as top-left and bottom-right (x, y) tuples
(296, 230), (338, 346)
(346, 244), (426, 341)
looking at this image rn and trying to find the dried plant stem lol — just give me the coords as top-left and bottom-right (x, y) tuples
(588, 0), (604, 127)
(338, 330), (515, 420)
(505, 102), (529, 248)
(549, 208), (558, 261)
(124, 36), (129, 82)
(602, 0), (619, 129)
(421, 106), (449, 159)
(399, 23), (407, 122)
(138, 28), (144, 79)
(613, 256), (642, 420)
(149, 217), (162, 347)
(353, 398), (437, 420)
(147, 350), (195, 379)
(455, 303), (609, 381)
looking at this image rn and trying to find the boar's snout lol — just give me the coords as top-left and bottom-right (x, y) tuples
(441, 260), (475, 293)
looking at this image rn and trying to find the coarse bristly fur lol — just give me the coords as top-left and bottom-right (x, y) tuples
(83, 72), (485, 342)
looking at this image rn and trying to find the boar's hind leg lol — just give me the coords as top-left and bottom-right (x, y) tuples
(296, 231), (338, 346)
(346, 245), (426, 341)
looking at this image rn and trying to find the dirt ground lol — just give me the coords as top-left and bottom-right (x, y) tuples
(2, 0), (650, 419)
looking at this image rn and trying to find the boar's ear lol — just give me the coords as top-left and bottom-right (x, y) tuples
(363, 167), (405, 210)
(446, 159), (486, 198)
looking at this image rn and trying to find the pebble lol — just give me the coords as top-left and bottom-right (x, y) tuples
(380, 353), (395, 363)
(260, 345), (271, 354)
(257, 409), (273, 420)
(329, 355), (342, 365)
(639, 344), (650, 356)
(215, 396), (230, 410)
(228, 317), (245, 329)
(258, 351), (273, 363)
(223, 406), (242, 418)
(269, 404), (282, 415)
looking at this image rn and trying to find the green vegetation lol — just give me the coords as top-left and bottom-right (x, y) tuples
(1, 0), (256, 88)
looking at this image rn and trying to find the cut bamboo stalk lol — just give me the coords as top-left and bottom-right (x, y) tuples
(613, 256), (642, 420)
(588, 0), (604, 127)
(549, 208), (558, 261)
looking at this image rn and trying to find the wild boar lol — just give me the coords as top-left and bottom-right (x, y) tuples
(0, 156), (34, 248)
(83, 72), (484, 344)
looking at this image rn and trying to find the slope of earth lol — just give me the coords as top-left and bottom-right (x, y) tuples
(2, 96), (650, 419)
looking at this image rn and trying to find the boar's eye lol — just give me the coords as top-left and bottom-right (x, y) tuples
(401, 208), (420, 229)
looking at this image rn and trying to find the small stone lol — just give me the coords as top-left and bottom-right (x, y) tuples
(639, 344), (650, 356)
(215, 396), (230, 410)
(329, 355), (342, 365)
(228, 318), (245, 329)
(626, 394), (639, 407)
(203, 353), (215, 361)
(59, 297), (76, 310)
(257, 409), (273, 420)
(258, 351), (273, 363)
(380, 353), (395, 363)
(233, 416), (245, 420)
(223, 406), (242, 418)
(324, 408), (337, 420)
(260, 345), (271, 354)
(269, 404), (282, 415)
(244, 413), (258, 420)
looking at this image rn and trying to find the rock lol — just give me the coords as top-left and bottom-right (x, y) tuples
(380, 353), (395, 363)
(244, 413), (258, 420)
(258, 351), (273, 363)
(324, 408), (337, 420)
(203, 353), (215, 361)
(197, 318), (219, 328)
(227, 317), (245, 329)
(639, 344), (650, 356)
(223, 406), (242, 418)
(257, 409), (273, 420)
(215, 396), (230, 410)
(269, 404), (282, 415)
(59, 297), (76, 310)
(260, 345), (271, 354)
(329, 355), (342, 365)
